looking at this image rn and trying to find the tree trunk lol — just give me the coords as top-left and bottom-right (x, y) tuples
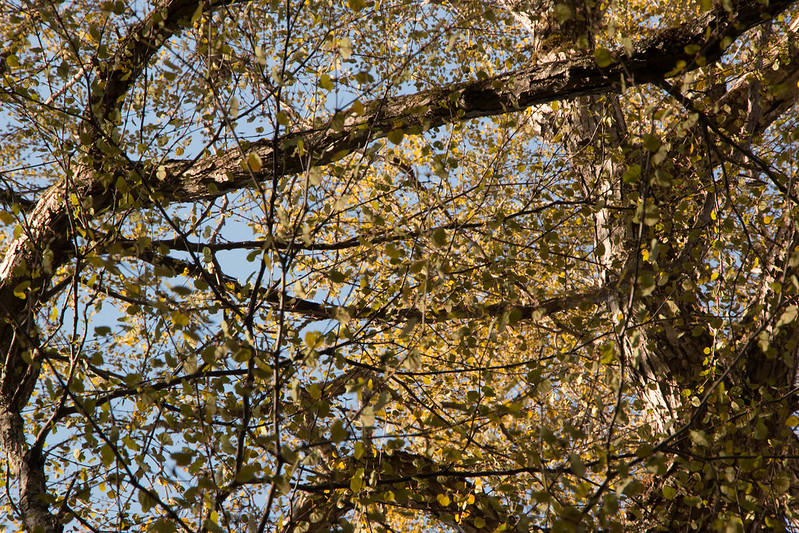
(497, 0), (799, 529)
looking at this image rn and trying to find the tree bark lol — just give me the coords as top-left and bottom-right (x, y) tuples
(495, 0), (799, 530)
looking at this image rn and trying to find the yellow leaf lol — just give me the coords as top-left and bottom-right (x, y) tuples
(248, 152), (262, 172)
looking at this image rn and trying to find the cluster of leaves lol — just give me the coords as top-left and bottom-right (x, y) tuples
(1, 0), (799, 532)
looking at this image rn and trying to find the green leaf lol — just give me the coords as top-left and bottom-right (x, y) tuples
(347, 0), (365, 11)
(236, 464), (260, 483)
(637, 271), (655, 297)
(599, 343), (615, 364)
(360, 406), (375, 427)
(684, 44), (702, 55)
(100, 444), (116, 467)
(328, 269), (347, 283)
(247, 152), (262, 172)
(431, 227), (447, 247)
(350, 468), (364, 492)
(171, 451), (194, 466)
(387, 129), (404, 145)
(138, 490), (156, 513)
(553, 3), (572, 22)
(569, 453), (586, 477)
(149, 518), (177, 533)
(643, 203), (660, 226)
(689, 430), (709, 447)
(331, 420), (348, 443)
(623, 164), (641, 183)
(593, 48), (614, 68)
(319, 74), (334, 91)
(171, 311), (190, 327)
(754, 418), (768, 440)
(774, 472), (791, 494)
(777, 305), (797, 327)
(643, 134), (661, 152)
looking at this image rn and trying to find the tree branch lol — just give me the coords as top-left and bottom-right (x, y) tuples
(145, 0), (796, 203)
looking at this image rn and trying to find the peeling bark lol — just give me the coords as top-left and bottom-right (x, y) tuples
(494, 0), (799, 530)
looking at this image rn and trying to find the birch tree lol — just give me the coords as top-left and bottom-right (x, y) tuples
(1, 0), (799, 531)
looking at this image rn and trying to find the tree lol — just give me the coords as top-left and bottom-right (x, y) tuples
(1, 0), (799, 530)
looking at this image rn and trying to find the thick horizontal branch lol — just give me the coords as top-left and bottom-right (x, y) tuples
(150, 0), (795, 203)
(124, 243), (615, 323)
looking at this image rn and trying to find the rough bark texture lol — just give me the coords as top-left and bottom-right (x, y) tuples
(497, 0), (799, 530)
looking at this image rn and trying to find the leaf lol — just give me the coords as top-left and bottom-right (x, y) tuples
(684, 44), (702, 55)
(569, 453), (586, 477)
(138, 489), (155, 512)
(773, 472), (791, 494)
(235, 464), (260, 483)
(319, 74), (334, 91)
(643, 134), (661, 152)
(643, 203), (660, 226)
(328, 269), (347, 283)
(246, 152), (262, 172)
(330, 420), (348, 443)
(360, 406), (375, 427)
(553, 3), (572, 22)
(350, 468), (364, 492)
(431, 227), (447, 247)
(689, 430), (709, 447)
(171, 451), (194, 466)
(347, 0), (365, 11)
(387, 129), (404, 145)
(594, 48), (614, 68)
(777, 305), (797, 327)
(637, 271), (655, 297)
(662, 485), (677, 499)
(754, 418), (768, 440)
(623, 164), (641, 183)
(339, 37), (353, 59)
(149, 518), (177, 533)
(100, 444), (116, 467)
(171, 311), (190, 327)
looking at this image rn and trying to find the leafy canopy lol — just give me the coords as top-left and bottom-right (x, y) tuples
(1, 0), (799, 532)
